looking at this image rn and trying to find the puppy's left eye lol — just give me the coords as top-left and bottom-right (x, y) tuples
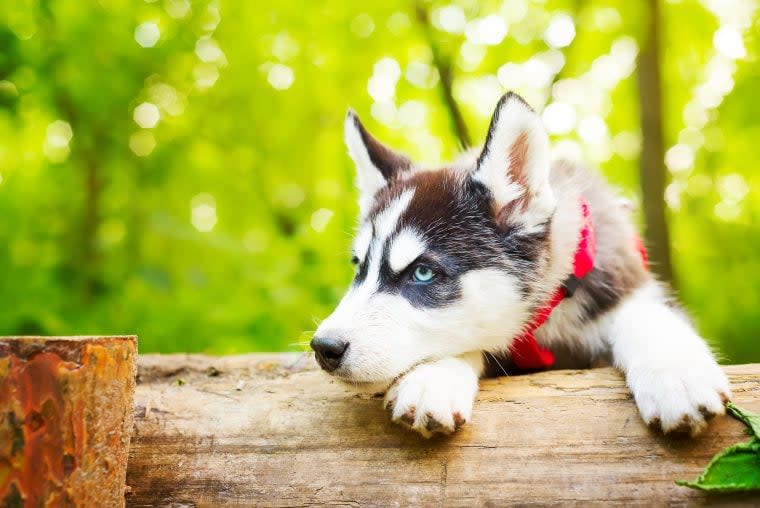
(411, 264), (435, 283)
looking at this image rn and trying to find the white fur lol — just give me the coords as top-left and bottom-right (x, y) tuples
(384, 352), (481, 437)
(344, 114), (387, 217)
(353, 223), (373, 264)
(457, 268), (530, 352)
(375, 189), (414, 245)
(388, 229), (426, 273)
(605, 281), (731, 435)
(316, 267), (526, 385)
(472, 94), (555, 229)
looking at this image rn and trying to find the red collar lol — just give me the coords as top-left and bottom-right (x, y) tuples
(509, 199), (596, 370)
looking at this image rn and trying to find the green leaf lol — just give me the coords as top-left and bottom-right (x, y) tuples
(677, 403), (760, 493)
(726, 402), (760, 439)
(676, 440), (760, 492)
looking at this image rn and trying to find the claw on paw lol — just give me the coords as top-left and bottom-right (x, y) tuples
(631, 361), (731, 437)
(382, 357), (479, 438)
(453, 412), (466, 430)
(400, 408), (416, 426)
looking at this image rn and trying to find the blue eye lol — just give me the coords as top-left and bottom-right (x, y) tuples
(412, 265), (435, 283)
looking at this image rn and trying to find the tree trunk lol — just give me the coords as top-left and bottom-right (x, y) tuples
(0, 336), (137, 507)
(127, 353), (760, 505)
(637, 0), (675, 285)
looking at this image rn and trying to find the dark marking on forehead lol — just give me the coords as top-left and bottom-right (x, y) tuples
(400, 172), (489, 236)
(355, 167), (554, 307)
(401, 171), (550, 281)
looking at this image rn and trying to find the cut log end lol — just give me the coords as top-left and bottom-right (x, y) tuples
(0, 336), (137, 508)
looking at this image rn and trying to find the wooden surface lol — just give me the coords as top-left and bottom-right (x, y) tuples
(127, 354), (760, 506)
(0, 336), (137, 508)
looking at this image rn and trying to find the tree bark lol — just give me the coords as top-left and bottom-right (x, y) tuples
(637, 0), (675, 285)
(0, 336), (137, 507)
(127, 353), (760, 505)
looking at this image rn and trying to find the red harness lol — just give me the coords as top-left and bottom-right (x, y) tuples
(509, 200), (649, 370)
(509, 200), (596, 370)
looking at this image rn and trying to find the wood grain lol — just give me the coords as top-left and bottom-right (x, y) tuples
(127, 354), (760, 506)
(0, 336), (137, 508)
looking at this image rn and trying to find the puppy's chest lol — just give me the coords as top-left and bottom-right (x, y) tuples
(533, 295), (611, 365)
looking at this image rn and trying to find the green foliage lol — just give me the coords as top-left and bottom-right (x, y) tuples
(727, 401), (760, 437)
(0, 1), (758, 359)
(677, 403), (760, 493)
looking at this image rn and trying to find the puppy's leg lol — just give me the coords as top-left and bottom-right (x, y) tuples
(384, 352), (482, 438)
(606, 280), (731, 436)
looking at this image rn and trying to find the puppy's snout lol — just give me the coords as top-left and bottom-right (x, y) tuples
(310, 336), (349, 372)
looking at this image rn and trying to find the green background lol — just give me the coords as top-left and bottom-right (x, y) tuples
(0, 0), (758, 362)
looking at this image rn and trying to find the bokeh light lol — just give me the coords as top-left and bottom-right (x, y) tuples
(44, 120), (73, 163)
(133, 102), (161, 129)
(266, 64), (294, 90)
(129, 131), (156, 157)
(191, 193), (218, 232)
(543, 13), (575, 48)
(134, 22), (160, 48)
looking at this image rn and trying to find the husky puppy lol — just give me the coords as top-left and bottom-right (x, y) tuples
(311, 92), (730, 438)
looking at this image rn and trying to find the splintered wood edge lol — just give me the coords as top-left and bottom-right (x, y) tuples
(0, 336), (138, 363)
(0, 335), (137, 341)
(0, 336), (138, 352)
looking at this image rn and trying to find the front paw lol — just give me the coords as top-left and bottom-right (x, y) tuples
(384, 360), (478, 438)
(629, 360), (731, 436)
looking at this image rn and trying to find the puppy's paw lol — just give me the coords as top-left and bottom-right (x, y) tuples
(384, 359), (478, 438)
(629, 360), (731, 436)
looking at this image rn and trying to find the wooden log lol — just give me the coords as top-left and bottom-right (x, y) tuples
(0, 336), (137, 507)
(127, 354), (760, 506)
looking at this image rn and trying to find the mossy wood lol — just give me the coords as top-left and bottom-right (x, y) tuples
(0, 336), (137, 508)
(128, 354), (760, 506)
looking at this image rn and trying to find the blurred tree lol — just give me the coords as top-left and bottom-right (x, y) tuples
(637, 0), (674, 285)
(415, 0), (471, 147)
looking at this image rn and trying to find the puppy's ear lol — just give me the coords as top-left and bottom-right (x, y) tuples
(345, 110), (412, 216)
(473, 92), (555, 229)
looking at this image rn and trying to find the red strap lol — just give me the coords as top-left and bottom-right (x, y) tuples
(572, 200), (596, 279)
(635, 235), (649, 270)
(510, 199), (595, 370)
(509, 289), (564, 369)
(509, 201), (650, 370)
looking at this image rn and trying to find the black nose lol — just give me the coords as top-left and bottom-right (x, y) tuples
(310, 336), (348, 372)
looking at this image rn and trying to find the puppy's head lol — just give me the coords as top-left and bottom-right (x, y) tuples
(312, 93), (556, 389)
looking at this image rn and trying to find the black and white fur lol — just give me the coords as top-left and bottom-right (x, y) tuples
(312, 92), (730, 438)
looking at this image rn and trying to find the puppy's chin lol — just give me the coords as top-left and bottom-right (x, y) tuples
(330, 359), (427, 394)
(328, 366), (398, 394)
(334, 376), (392, 395)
